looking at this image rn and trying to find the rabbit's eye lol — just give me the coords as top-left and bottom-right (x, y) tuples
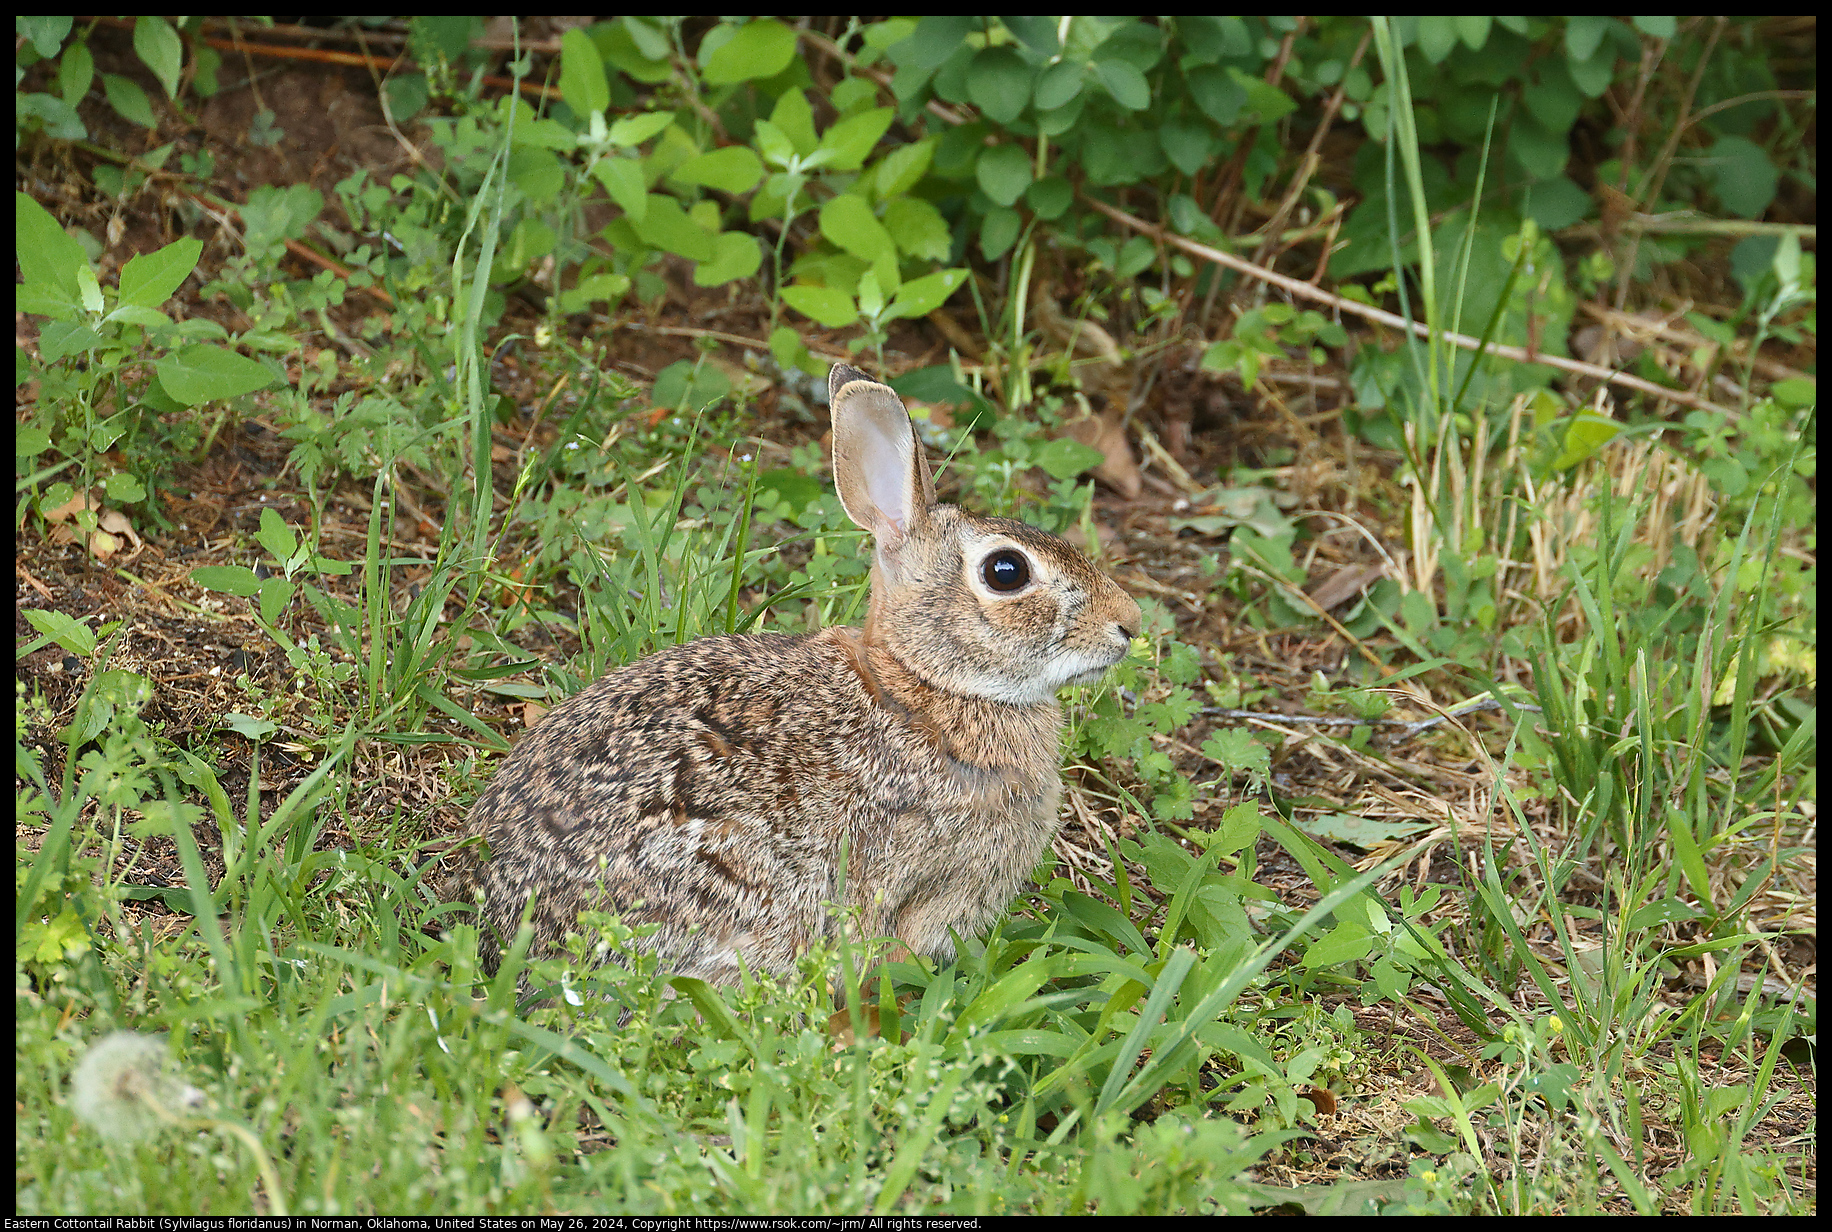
(982, 549), (1031, 593)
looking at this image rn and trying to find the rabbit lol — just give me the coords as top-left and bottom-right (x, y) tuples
(458, 362), (1142, 987)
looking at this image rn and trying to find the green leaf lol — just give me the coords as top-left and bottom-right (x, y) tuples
(103, 472), (146, 504)
(222, 713), (278, 740)
(1158, 119), (1214, 178)
(102, 72), (157, 129)
(557, 272), (632, 313)
(16, 426), (52, 458)
(19, 16), (71, 58)
(1034, 60), (1085, 111)
(58, 39), (95, 107)
(1186, 65), (1246, 126)
(770, 88), (819, 155)
(1564, 14), (1611, 62)
(752, 118), (796, 167)
(1229, 67), (1296, 124)
(15, 192), (91, 306)
(1553, 413), (1624, 470)
(692, 231), (763, 287)
(975, 143), (1033, 208)
(817, 106), (895, 173)
(874, 138), (935, 200)
(886, 268), (969, 320)
(133, 16), (183, 100)
(558, 27), (611, 117)
(154, 345), (276, 406)
(22, 609), (96, 659)
(883, 197), (952, 262)
(1033, 436), (1107, 481)
(631, 193), (717, 261)
(669, 146), (764, 195)
(1093, 58), (1150, 111)
(967, 46), (1033, 123)
(701, 19), (797, 86)
(117, 237), (202, 309)
(980, 207), (1021, 260)
(508, 146), (565, 205)
(781, 284), (859, 328)
(256, 508), (297, 562)
(1708, 136), (1779, 219)
(192, 565), (263, 597)
(1631, 15), (1676, 38)
(608, 111), (675, 148)
(1416, 16), (1459, 64)
(819, 194), (898, 266)
(602, 18), (673, 83)
(1026, 176), (1073, 220)
(593, 156), (648, 220)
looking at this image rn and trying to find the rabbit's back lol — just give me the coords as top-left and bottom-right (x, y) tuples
(464, 629), (1065, 983)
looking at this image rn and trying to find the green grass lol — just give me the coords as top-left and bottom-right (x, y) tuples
(16, 17), (1814, 1217)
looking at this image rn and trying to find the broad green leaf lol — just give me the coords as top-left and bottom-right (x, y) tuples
(607, 111), (675, 147)
(1093, 58), (1150, 111)
(874, 137), (935, 200)
(883, 197), (951, 262)
(752, 118), (796, 167)
(966, 46), (1033, 123)
(592, 156), (648, 220)
(1027, 176), (1073, 220)
(770, 88), (819, 156)
(816, 106), (895, 173)
(19, 16), (71, 58)
(976, 143), (1033, 208)
(508, 146), (565, 205)
(980, 207), (1021, 260)
(1034, 60), (1085, 111)
(134, 16), (183, 99)
(781, 284), (858, 328)
(693, 231), (763, 287)
(1159, 119), (1214, 178)
(887, 268), (969, 320)
(1709, 136), (1779, 219)
(103, 72), (157, 129)
(557, 272), (632, 312)
(15, 192), (91, 304)
(1033, 436), (1107, 481)
(819, 194), (897, 266)
(631, 193), (716, 261)
(1564, 14), (1611, 62)
(701, 19), (797, 86)
(1416, 16), (1459, 64)
(256, 508), (297, 562)
(1230, 67), (1296, 123)
(669, 146), (764, 195)
(558, 27), (610, 117)
(103, 473), (146, 504)
(59, 39), (95, 106)
(22, 609), (96, 658)
(603, 17), (673, 82)
(16, 427), (52, 458)
(1553, 413), (1623, 470)
(192, 565), (263, 597)
(154, 344), (276, 406)
(118, 237), (202, 309)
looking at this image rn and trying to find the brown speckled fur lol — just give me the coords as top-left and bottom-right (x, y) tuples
(460, 364), (1141, 983)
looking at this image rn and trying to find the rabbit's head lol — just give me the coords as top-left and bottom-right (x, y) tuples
(829, 364), (1141, 707)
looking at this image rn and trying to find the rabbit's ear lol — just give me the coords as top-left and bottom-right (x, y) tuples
(830, 366), (935, 548)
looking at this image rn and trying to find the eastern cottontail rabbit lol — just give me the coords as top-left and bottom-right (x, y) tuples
(461, 363), (1141, 984)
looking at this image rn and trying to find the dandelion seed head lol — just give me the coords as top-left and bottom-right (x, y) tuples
(70, 1031), (206, 1141)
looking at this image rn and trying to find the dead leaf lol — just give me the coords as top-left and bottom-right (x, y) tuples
(1306, 563), (1387, 612)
